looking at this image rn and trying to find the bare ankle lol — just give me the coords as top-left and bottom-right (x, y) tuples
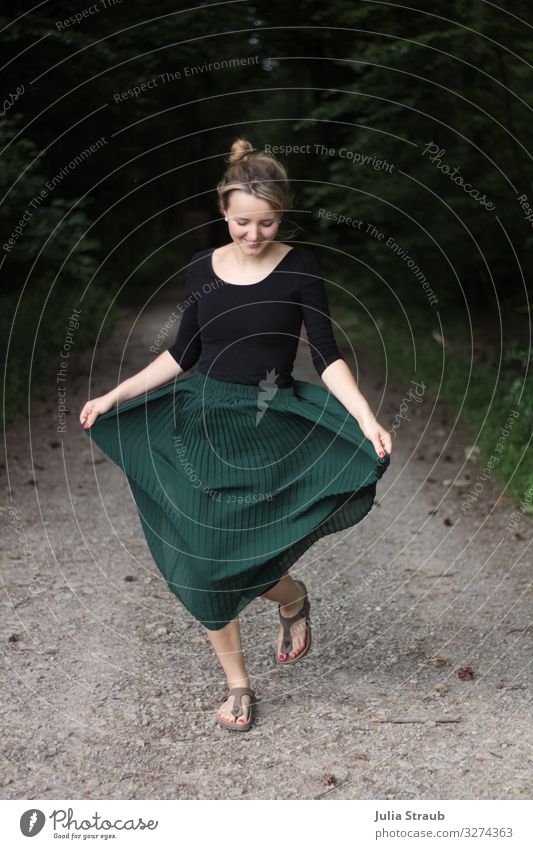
(227, 675), (251, 689)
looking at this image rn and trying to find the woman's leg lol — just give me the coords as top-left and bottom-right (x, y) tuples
(261, 572), (308, 661)
(203, 617), (253, 725)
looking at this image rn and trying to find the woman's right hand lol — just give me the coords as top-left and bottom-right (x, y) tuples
(80, 393), (116, 429)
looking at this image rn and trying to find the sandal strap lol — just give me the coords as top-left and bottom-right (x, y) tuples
(278, 581), (308, 624)
(278, 598), (308, 625)
(278, 584), (309, 653)
(226, 686), (255, 719)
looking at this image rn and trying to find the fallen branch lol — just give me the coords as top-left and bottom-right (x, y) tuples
(7, 647), (57, 654)
(370, 716), (461, 725)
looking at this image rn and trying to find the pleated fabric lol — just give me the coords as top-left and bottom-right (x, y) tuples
(85, 369), (390, 630)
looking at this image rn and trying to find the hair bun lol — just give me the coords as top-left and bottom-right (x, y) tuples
(228, 137), (255, 164)
(217, 137), (295, 232)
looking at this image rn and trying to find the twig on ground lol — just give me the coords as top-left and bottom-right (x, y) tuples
(370, 716), (461, 725)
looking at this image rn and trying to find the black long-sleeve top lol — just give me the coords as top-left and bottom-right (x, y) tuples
(167, 245), (344, 388)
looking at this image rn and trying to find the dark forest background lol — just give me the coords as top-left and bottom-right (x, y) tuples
(1, 0), (531, 498)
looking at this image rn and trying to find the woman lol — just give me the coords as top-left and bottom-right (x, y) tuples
(80, 138), (392, 733)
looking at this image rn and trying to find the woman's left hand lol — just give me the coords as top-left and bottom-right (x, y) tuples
(357, 414), (392, 458)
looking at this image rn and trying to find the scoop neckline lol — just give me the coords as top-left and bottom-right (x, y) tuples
(209, 245), (295, 286)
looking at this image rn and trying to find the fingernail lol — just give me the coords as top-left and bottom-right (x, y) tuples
(379, 451), (384, 457)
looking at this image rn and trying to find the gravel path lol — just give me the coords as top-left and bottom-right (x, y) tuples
(1, 286), (531, 800)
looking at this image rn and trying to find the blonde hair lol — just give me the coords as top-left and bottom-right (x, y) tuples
(216, 137), (294, 218)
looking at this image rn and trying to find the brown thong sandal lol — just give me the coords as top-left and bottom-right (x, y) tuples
(275, 579), (312, 665)
(215, 686), (256, 732)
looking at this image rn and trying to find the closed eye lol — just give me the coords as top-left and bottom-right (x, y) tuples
(237, 220), (274, 226)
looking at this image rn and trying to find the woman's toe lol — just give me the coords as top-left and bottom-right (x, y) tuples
(218, 701), (238, 722)
(236, 701), (250, 723)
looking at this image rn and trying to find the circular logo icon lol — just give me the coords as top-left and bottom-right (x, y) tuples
(20, 809), (45, 836)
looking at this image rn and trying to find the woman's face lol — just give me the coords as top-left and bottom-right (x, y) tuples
(223, 190), (281, 257)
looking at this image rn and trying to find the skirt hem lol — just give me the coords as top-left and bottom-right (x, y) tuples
(190, 483), (377, 630)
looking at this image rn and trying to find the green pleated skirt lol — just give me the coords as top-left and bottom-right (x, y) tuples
(85, 368), (391, 630)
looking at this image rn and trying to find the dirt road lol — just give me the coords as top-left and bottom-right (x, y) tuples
(1, 285), (531, 800)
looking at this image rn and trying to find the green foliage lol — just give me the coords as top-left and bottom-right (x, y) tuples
(0, 116), (120, 426)
(330, 281), (532, 504)
(295, 0), (533, 314)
